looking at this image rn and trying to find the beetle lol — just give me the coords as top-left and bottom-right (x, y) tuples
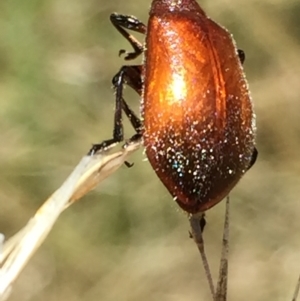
(90, 0), (257, 214)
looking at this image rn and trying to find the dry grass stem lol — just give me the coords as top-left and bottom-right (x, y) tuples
(215, 196), (230, 301)
(292, 274), (300, 301)
(189, 197), (230, 301)
(189, 213), (216, 300)
(0, 140), (142, 301)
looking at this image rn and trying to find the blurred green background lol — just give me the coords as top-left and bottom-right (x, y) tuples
(0, 0), (300, 300)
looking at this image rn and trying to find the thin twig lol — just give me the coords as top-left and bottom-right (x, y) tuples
(189, 213), (216, 300)
(215, 196), (230, 301)
(292, 274), (300, 301)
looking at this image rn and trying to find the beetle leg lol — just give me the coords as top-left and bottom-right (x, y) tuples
(237, 49), (257, 171)
(89, 65), (143, 155)
(113, 65), (143, 131)
(247, 147), (258, 170)
(110, 13), (147, 60)
(237, 49), (245, 64)
(200, 214), (207, 232)
(237, 48), (258, 171)
(112, 65), (143, 95)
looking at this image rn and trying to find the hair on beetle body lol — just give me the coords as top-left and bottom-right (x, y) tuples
(90, 0), (257, 214)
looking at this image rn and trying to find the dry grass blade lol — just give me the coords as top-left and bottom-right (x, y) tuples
(189, 213), (216, 300)
(189, 197), (230, 301)
(0, 140), (142, 301)
(215, 196), (230, 301)
(292, 274), (300, 301)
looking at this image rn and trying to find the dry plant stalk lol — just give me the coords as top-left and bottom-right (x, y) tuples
(215, 196), (230, 301)
(189, 197), (300, 301)
(292, 275), (300, 301)
(189, 196), (230, 301)
(0, 140), (142, 301)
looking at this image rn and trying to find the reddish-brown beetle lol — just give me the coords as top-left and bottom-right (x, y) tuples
(90, 0), (257, 214)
